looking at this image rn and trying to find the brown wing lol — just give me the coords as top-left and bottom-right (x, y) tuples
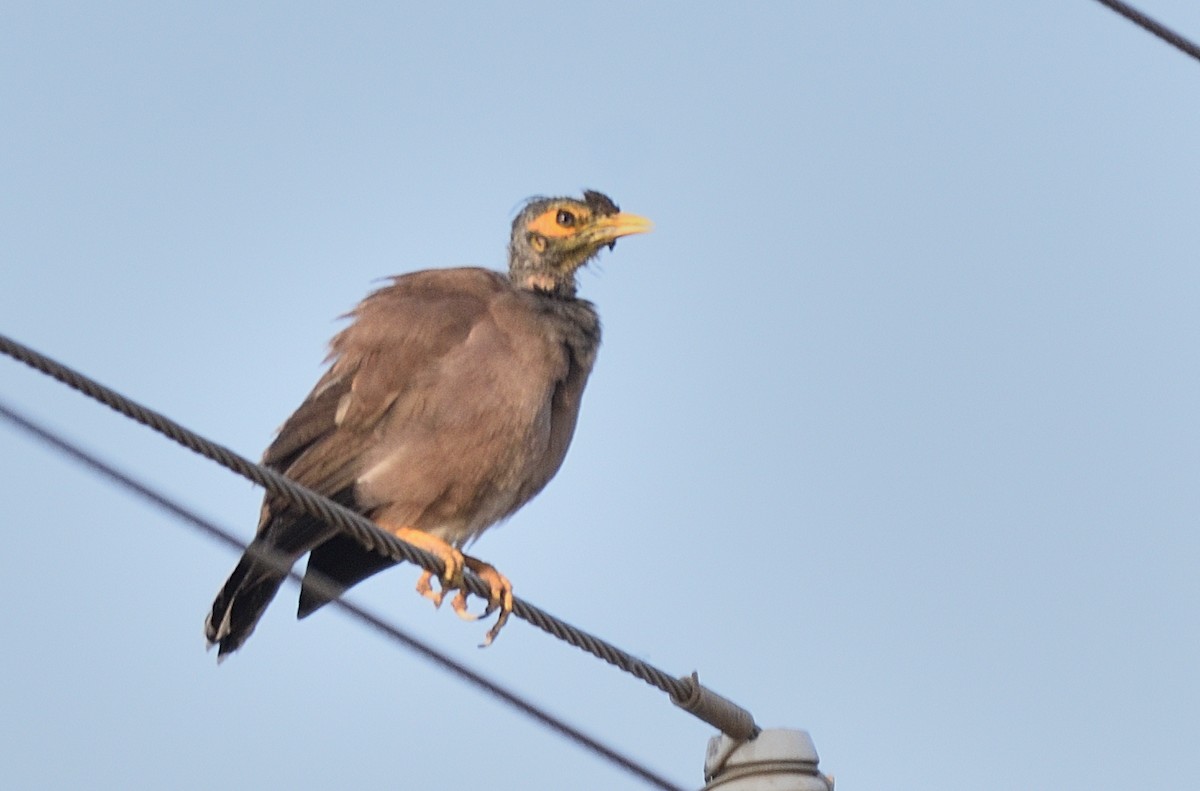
(257, 268), (510, 541)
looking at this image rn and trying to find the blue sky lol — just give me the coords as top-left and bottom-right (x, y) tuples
(2, 3), (1198, 789)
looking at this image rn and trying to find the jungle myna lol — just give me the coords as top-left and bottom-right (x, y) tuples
(205, 190), (651, 655)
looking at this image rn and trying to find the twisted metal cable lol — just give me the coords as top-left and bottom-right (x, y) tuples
(1091, 0), (1200, 62)
(0, 331), (758, 740)
(0, 398), (690, 791)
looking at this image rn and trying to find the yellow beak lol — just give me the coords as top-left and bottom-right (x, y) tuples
(585, 212), (654, 244)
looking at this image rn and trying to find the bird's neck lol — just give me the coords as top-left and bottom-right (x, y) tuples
(515, 271), (577, 298)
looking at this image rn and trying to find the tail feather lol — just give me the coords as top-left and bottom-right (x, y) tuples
(205, 544), (290, 658)
(206, 509), (343, 657)
(297, 533), (400, 618)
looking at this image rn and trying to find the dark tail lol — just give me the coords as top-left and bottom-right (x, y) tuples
(297, 532), (400, 618)
(204, 541), (291, 658)
(205, 505), (345, 657)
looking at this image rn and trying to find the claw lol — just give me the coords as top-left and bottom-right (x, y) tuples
(449, 576), (503, 622)
(415, 569), (445, 608)
(481, 608), (511, 648)
(451, 588), (481, 621)
(463, 556), (514, 647)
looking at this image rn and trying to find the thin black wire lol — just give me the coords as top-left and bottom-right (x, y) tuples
(0, 331), (759, 743)
(0, 398), (692, 791)
(1091, 0), (1200, 62)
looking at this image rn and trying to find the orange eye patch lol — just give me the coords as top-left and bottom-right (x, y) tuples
(526, 206), (590, 238)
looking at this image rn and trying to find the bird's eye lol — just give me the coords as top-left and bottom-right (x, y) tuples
(555, 210), (576, 228)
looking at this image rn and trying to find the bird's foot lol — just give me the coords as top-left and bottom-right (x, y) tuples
(415, 570), (448, 607)
(451, 556), (514, 647)
(391, 527), (464, 608)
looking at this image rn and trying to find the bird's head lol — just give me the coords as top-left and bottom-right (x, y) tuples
(508, 190), (653, 296)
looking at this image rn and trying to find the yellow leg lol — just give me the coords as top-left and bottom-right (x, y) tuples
(390, 526), (464, 609)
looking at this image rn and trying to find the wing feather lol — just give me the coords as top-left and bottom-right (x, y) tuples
(256, 269), (505, 529)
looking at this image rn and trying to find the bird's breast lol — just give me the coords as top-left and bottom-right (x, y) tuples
(354, 293), (600, 545)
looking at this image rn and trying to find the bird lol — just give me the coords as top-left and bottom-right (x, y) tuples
(205, 190), (652, 657)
